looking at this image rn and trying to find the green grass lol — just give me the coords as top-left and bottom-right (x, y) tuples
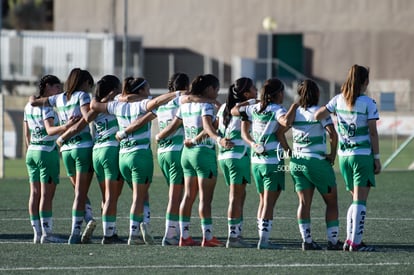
(0, 158), (413, 274)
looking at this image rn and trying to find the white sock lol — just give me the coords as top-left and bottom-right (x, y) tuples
(103, 221), (116, 237)
(144, 203), (150, 224)
(239, 220), (243, 237)
(259, 219), (272, 243)
(71, 216), (83, 235)
(327, 225), (339, 244)
(202, 224), (213, 241)
(346, 205), (353, 241)
(31, 218), (41, 236)
(228, 222), (240, 239)
(130, 220), (140, 237)
(257, 218), (262, 236)
(84, 203), (93, 223)
(351, 202), (366, 246)
(165, 220), (179, 239)
(298, 222), (312, 243)
(41, 217), (53, 236)
(180, 221), (190, 239)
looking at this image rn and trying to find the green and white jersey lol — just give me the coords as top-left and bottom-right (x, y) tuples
(326, 94), (379, 156)
(245, 103), (286, 164)
(156, 96), (184, 153)
(48, 91), (93, 151)
(92, 112), (119, 149)
(107, 98), (152, 154)
(292, 106), (333, 160)
(216, 103), (248, 160)
(24, 102), (58, 152)
(176, 102), (215, 149)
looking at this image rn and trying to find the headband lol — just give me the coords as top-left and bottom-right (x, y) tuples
(131, 80), (147, 93)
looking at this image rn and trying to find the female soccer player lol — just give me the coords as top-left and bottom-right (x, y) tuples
(119, 73), (220, 246)
(232, 78), (296, 249)
(31, 68), (96, 244)
(157, 74), (227, 247)
(156, 73), (188, 246)
(315, 65), (381, 252)
(216, 77), (257, 248)
(91, 77), (179, 245)
(85, 75), (124, 244)
(286, 79), (342, 250)
(24, 75), (79, 243)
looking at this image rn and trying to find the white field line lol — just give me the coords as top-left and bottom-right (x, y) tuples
(0, 262), (412, 271)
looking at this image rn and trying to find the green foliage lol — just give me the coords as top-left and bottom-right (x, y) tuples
(4, 0), (47, 30)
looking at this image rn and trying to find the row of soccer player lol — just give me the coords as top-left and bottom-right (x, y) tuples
(25, 65), (380, 251)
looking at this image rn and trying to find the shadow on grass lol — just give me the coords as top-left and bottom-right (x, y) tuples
(0, 233), (68, 242)
(1, 235), (413, 252)
(372, 242), (414, 252)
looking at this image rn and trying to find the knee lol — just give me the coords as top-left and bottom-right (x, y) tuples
(105, 194), (118, 205)
(31, 189), (41, 199)
(184, 194), (196, 204)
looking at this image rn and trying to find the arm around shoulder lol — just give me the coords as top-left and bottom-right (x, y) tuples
(278, 103), (299, 128)
(90, 98), (109, 113)
(314, 106), (330, 120)
(146, 92), (178, 112)
(29, 96), (50, 107)
(117, 112), (157, 141)
(156, 116), (183, 141)
(230, 99), (256, 116)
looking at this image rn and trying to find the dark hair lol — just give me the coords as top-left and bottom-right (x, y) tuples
(38, 75), (61, 97)
(64, 68), (94, 98)
(341, 64), (369, 108)
(95, 75), (121, 101)
(297, 79), (319, 109)
(223, 77), (253, 127)
(189, 74), (219, 96)
(122, 77), (147, 95)
(167, 72), (190, 92)
(259, 78), (284, 113)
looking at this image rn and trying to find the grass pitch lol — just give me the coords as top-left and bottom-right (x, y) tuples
(0, 158), (413, 274)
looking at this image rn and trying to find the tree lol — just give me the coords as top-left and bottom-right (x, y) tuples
(4, 0), (49, 30)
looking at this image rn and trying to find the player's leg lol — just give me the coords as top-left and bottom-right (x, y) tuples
(257, 163), (284, 250)
(26, 150), (41, 243)
(179, 176), (199, 246)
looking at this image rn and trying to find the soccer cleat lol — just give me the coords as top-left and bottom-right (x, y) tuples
(128, 235), (145, 245)
(162, 236), (179, 246)
(302, 241), (323, 251)
(140, 223), (155, 245)
(257, 240), (282, 250)
(226, 237), (252, 248)
(179, 236), (200, 247)
(349, 242), (375, 252)
(201, 236), (224, 247)
(68, 234), (81, 244)
(327, 240), (344, 251)
(41, 234), (65, 244)
(81, 219), (97, 244)
(102, 234), (126, 245)
(343, 240), (351, 251)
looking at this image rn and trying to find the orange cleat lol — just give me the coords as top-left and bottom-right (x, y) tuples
(201, 236), (225, 247)
(179, 236), (200, 247)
